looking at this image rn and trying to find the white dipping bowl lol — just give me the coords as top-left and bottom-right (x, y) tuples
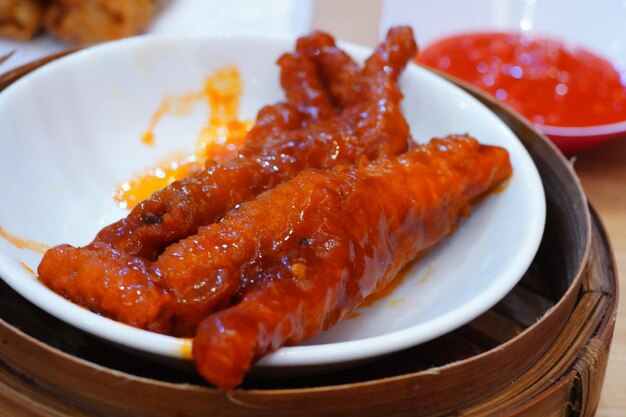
(381, 0), (626, 154)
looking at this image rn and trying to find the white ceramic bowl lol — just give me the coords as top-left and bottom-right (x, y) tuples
(381, 0), (626, 154)
(0, 35), (545, 370)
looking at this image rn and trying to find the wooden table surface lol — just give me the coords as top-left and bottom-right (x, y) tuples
(313, 1), (625, 415)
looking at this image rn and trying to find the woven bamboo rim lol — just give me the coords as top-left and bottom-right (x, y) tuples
(0, 51), (617, 417)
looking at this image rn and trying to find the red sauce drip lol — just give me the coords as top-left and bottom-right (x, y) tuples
(115, 67), (251, 209)
(418, 32), (626, 127)
(0, 226), (49, 254)
(19, 262), (36, 276)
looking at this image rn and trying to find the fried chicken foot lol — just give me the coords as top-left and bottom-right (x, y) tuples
(93, 27), (416, 259)
(94, 97), (411, 261)
(192, 135), (512, 389)
(360, 26), (420, 104)
(295, 31), (362, 109)
(296, 26), (418, 107)
(38, 241), (173, 333)
(38, 28), (417, 333)
(154, 98), (410, 334)
(243, 102), (303, 148)
(39, 98), (411, 335)
(278, 52), (336, 122)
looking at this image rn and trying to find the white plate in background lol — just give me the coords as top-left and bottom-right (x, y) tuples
(0, 0), (312, 72)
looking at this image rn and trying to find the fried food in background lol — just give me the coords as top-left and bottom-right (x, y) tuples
(0, 0), (46, 41)
(43, 0), (157, 44)
(0, 0), (158, 44)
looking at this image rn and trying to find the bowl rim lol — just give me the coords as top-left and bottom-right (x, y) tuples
(537, 120), (626, 139)
(400, 24), (626, 142)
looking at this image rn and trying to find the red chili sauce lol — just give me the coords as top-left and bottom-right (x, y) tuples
(418, 32), (626, 127)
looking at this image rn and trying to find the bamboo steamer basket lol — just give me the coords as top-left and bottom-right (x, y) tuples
(0, 53), (617, 417)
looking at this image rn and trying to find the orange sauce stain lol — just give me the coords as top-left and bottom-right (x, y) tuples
(389, 299), (405, 308)
(347, 312), (361, 320)
(116, 66), (252, 209)
(114, 153), (203, 210)
(19, 261), (36, 277)
(141, 97), (171, 146)
(492, 179), (510, 194)
(467, 180), (510, 212)
(417, 265), (435, 285)
(180, 338), (194, 360)
(0, 226), (49, 254)
(360, 263), (415, 308)
(359, 259), (435, 308)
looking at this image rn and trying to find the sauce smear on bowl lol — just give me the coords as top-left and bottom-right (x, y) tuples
(115, 66), (251, 209)
(418, 32), (626, 128)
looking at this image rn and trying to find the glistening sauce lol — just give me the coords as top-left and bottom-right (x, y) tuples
(418, 32), (626, 127)
(0, 226), (49, 254)
(115, 66), (251, 209)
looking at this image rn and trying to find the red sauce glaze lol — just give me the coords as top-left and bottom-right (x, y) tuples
(418, 32), (626, 127)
